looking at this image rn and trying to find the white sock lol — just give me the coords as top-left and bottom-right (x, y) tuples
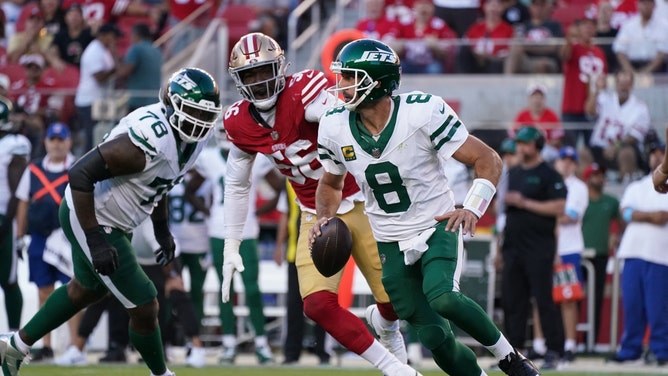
(360, 340), (403, 374)
(533, 338), (546, 355)
(484, 335), (515, 361)
(564, 339), (576, 352)
(254, 335), (268, 348)
(222, 335), (236, 348)
(11, 333), (30, 353)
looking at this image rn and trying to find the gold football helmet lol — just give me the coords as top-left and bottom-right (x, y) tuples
(228, 32), (287, 111)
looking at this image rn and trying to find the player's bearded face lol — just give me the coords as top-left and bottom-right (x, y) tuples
(338, 72), (361, 103)
(239, 65), (277, 100)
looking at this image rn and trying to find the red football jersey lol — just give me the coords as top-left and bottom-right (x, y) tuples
(224, 69), (360, 210)
(561, 43), (607, 115)
(9, 78), (57, 115)
(513, 108), (564, 142)
(588, 0), (637, 30)
(62, 0), (129, 22)
(465, 20), (514, 57)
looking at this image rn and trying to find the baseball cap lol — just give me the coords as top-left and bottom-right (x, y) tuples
(582, 162), (605, 180)
(500, 138), (516, 154)
(558, 146), (578, 161)
(647, 140), (666, 154)
(66, 2), (82, 12)
(46, 122), (70, 139)
(18, 53), (45, 68)
(98, 22), (124, 37)
(526, 83), (547, 96)
(515, 126), (543, 143)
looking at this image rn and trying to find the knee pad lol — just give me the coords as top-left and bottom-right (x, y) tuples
(429, 291), (461, 317)
(303, 291), (338, 323)
(417, 324), (453, 350)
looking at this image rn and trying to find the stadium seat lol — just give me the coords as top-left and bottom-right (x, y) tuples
(551, 4), (590, 31)
(218, 4), (257, 49)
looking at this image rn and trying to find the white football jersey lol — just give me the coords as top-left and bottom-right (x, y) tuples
(318, 92), (468, 242)
(168, 178), (210, 253)
(0, 134), (31, 215)
(590, 91), (651, 148)
(557, 174), (588, 256)
(65, 103), (210, 233)
(195, 147), (275, 239)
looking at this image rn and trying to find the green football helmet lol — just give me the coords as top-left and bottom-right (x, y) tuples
(161, 67), (222, 143)
(0, 96), (17, 133)
(328, 39), (401, 111)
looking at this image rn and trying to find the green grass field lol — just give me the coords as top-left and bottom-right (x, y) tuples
(14, 365), (668, 376)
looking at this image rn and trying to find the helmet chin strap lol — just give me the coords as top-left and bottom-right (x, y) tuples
(344, 80), (377, 111)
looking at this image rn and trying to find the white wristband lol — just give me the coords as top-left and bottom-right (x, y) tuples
(463, 178), (496, 218)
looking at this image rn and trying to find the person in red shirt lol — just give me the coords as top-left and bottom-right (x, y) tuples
(460, 0), (515, 73)
(560, 12), (607, 147)
(9, 53), (62, 158)
(586, 0), (637, 30)
(512, 83), (564, 163)
(394, 0), (457, 73)
(356, 0), (401, 41)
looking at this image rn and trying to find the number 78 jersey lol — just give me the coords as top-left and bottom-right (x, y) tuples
(318, 92), (468, 242)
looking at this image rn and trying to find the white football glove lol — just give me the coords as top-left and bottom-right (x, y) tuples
(221, 239), (244, 303)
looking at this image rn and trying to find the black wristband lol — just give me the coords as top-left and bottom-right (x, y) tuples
(84, 226), (105, 240)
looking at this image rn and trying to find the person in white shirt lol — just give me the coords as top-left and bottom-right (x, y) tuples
(586, 70), (651, 183)
(609, 141), (668, 365)
(612, 0), (668, 73)
(554, 146), (589, 363)
(74, 22), (121, 154)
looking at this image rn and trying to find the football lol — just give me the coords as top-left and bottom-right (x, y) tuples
(310, 217), (353, 277)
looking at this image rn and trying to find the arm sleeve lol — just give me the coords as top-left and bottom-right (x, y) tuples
(222, 144), (256, 239)
(304, 91), (341, 122)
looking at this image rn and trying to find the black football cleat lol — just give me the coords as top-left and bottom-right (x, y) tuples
(499, 349), (541, 376)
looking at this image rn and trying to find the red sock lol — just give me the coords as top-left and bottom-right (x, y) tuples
(375, 301), (399, 321)
(303, 291), (374, 354)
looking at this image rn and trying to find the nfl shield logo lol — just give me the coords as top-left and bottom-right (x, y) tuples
(372, 148), (381, 158)
(270, 131), (279, 140)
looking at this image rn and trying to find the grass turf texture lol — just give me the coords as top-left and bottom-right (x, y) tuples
(15, 366), (668, 376)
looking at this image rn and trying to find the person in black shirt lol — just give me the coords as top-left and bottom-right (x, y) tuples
(501, 126), (567, 370)
(46, 3), (93, 70)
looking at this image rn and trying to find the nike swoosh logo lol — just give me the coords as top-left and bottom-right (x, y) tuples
(322, 97), (328, 105)
(439, 104), (445, 114)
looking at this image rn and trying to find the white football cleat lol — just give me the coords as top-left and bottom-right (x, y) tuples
(53, 345), (87, 366)
(366, 304), (408, 364)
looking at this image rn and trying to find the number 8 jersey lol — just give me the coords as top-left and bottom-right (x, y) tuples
(318, 92), (468, 242)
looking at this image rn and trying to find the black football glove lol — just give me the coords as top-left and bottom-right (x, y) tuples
(153, 220), (175, 266)
(85, 227), (119, 275)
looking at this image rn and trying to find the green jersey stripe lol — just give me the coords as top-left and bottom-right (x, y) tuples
(434, 120), (462, 151)
(430, 114), (454, 141)
(129, 128), (157, 155)
(319, 153), (343, 165)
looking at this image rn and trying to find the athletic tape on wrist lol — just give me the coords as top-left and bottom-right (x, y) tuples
(223, 238), (241, 255)
(463, 178), (496, 218)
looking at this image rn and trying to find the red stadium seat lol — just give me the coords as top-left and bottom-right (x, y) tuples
(0, 63), (27, 86)
(551, 4), (590, 31)
(218, 4), (257, 49)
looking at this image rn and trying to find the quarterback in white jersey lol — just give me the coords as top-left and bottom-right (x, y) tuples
(313, 39), (540, 376)
(0, 67), (222, 376)
(0, 96), (30, 333)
